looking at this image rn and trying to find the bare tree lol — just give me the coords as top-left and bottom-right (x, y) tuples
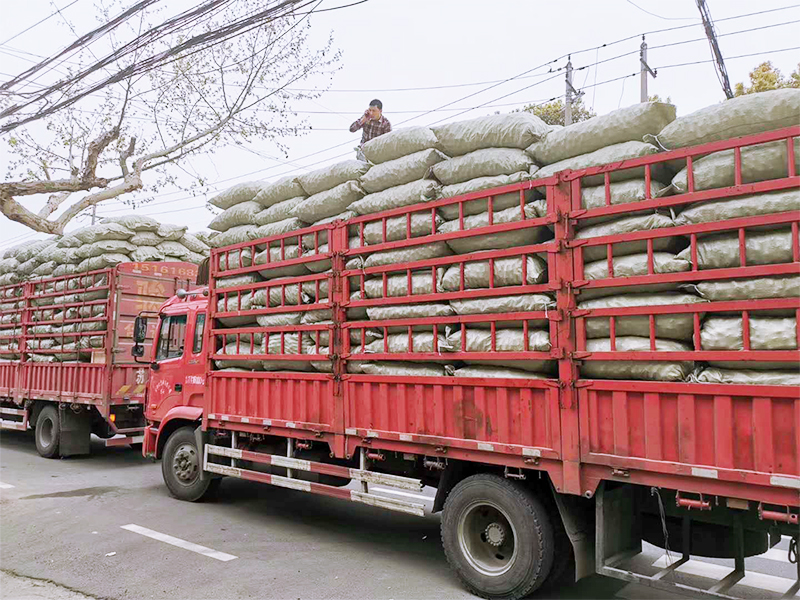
(0, 0), (340, 234)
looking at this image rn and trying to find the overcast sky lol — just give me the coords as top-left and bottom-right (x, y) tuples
(1, 0), (798, 249)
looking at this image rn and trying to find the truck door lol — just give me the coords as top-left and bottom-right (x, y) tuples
(147, 313), (190, 419)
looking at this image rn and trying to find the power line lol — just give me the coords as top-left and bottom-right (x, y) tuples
(623, 0), (699, 21)
(0, 0), (83, 46)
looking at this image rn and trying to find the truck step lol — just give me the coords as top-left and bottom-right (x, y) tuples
(205, 444), (424, 492)
(0, 407), (28, 431)
(203, 447), (425, 517)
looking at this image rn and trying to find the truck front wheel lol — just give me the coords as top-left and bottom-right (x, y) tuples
(441, 474), (554, 600)
(161, 427), (219, 502)
(35, 405), (60, 458)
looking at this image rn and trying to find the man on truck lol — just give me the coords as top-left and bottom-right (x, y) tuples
(349, 99), (391, 160)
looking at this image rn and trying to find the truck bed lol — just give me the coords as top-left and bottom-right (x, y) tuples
(206, 126), (800, 507)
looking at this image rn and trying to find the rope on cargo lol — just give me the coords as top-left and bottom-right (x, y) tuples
(790, 536), (798, 565)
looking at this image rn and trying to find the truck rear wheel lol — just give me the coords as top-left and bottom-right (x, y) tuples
(441, 474), (554, 600)
(162, 427), (219, 502)
(35, 405), (60, 459)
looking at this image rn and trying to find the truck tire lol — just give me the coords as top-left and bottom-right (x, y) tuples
(35, 405), (60, 459)
(441, 474), (554, 600)
(161, 427), (220, 502)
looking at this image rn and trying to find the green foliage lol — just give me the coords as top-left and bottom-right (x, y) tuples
(521, 97), (596, 126)
(734, 61), (800, 96)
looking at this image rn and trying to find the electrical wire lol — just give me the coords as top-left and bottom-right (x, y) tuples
(0, 0), (83, 46)
(623, 0), (698, 21)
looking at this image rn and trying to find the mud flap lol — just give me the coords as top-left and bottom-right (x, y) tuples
(59, 407), (91, 457)
(550, 481), (597, 581)
(195, 426), (220, 481)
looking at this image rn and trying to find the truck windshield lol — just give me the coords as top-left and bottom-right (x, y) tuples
(155, 315), (187, 360)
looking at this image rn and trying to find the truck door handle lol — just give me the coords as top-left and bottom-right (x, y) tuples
(174, 384), (183, 392)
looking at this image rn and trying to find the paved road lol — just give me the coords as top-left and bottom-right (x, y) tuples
(0, 430), (796, 600)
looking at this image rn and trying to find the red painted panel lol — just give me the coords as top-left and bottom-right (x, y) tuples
(209, 372), (337, 430)
(344, 378), (560, 455)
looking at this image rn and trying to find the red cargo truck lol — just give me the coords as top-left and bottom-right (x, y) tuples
(138, 127), (799, 599)
(0, 261), (197, 457)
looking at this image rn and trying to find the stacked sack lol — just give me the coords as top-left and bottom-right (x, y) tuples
(0, 283), (23, 359)
(575, 89), (800, 384)
(0, 215), (210, 287)
(347, 114), (558, 379)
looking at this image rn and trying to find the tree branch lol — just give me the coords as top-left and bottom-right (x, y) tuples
(80, 125), (120, 181)
(38, 191), (74, 218)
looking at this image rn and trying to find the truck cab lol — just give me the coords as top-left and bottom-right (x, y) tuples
(134, 288), (210, 460)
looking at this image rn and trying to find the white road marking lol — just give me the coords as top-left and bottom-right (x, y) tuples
(0, 482), (15, 489)
(371, 487), (434, 501)
(121, 524), (237, 562)
(652, 555), (800, 597)
(762, 546), (788, 562)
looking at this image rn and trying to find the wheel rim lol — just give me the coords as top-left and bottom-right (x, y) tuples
(457, 500), (518, 577)
(39, 417), (54, 447)
(171, 443), (199, 486)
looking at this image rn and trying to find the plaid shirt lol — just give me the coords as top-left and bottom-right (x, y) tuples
(350, 115), (391, 145)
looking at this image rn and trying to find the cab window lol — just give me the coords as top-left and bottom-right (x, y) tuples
(155, 315), (187, 360)
(192, 314), (205, 354)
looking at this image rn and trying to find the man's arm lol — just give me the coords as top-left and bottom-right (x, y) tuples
(349, 118), (364, 133)
(383, 119), (392, 134)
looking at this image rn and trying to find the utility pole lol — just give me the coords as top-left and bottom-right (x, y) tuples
(564, 57), (583, 126)
(565, 58), (573, 126)
(695, 0), (733, 99)
(640, 35), (657, 102)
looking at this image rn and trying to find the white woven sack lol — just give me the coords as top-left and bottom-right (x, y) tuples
(578, 292), (706, 340)
(157, 241), (192, 260)
(432, 113), (548, 156)
(52, 264), (78, 277)
(130, 232), (162, 246)
(180, 233), (209, 254)
(193, 231), (218, 246)
(363, 212), (441, 245)
(130, 247), (164, 262)
(254, 217), (306, 241)
(254, 245), (307, 279)
(677, 227), (797, 269)
(16, 240), (57, 263)
(292, 181), (364, 223)
(362, 241), (451, 269)
(216, 292), (255, 327)
(301, 211), (357, 249)
(357, 361), (452, 377)
(675, 189), (800, 226)
(252, 282), (309, 307)
(364, 332), (451, 354)
(101, 214), (160, 232)
(441, 254), (547, 291)
(74, 223), (134, 244)
(446, 328), (551, 353)
(690, 275), (799, 301)
(431, 148), (534, 186)
(449, 293), (555, 315)
(351, 179), (439, 216)
(361, 149), (448, 193)
(582, 179), (669, 210)
(208, 201), (262, 232)
(255, 197), (304, 225)
(0, 258), (18, 274)
(77, 253), (130, 272)
(454, 366), (548, 379)
(296, 161), (370, 196)
(56, 235), (81, 249)
(32, 261), (57, 277)
(256, 312), (302, 327)
(575, 212), (677, 261)
(581, 337), (693, 381)
(535, 141), (666, 187)
(438, 171), (535, 220)
(253, 177), (305, 208)
(209, 182), (262, 210)
(210, 225), (257, 248)
(583, 252), (690, 280)
(690, 367), (800, 386)
(76, 240), (136, 260)
(363, 270), (443, 299)
(651, 88), (800, 149)
(438, 202), (545, 254)
(362, 127), (441, 164)
(156, 223), (188, 241)
(671, 139), (800, 194)
(215, 341), (264, 370)
(701, 316), (797, 350)
(215, 273), (259, 289)
(528, 102), (676, 165)
(366, 303), (454, 320)
(2, 239), (39, 259)
(216, 249), (253, 271)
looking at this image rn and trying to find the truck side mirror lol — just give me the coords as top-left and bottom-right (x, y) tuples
(133, 316), (148, 343)
(131, 344), (145, 358)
